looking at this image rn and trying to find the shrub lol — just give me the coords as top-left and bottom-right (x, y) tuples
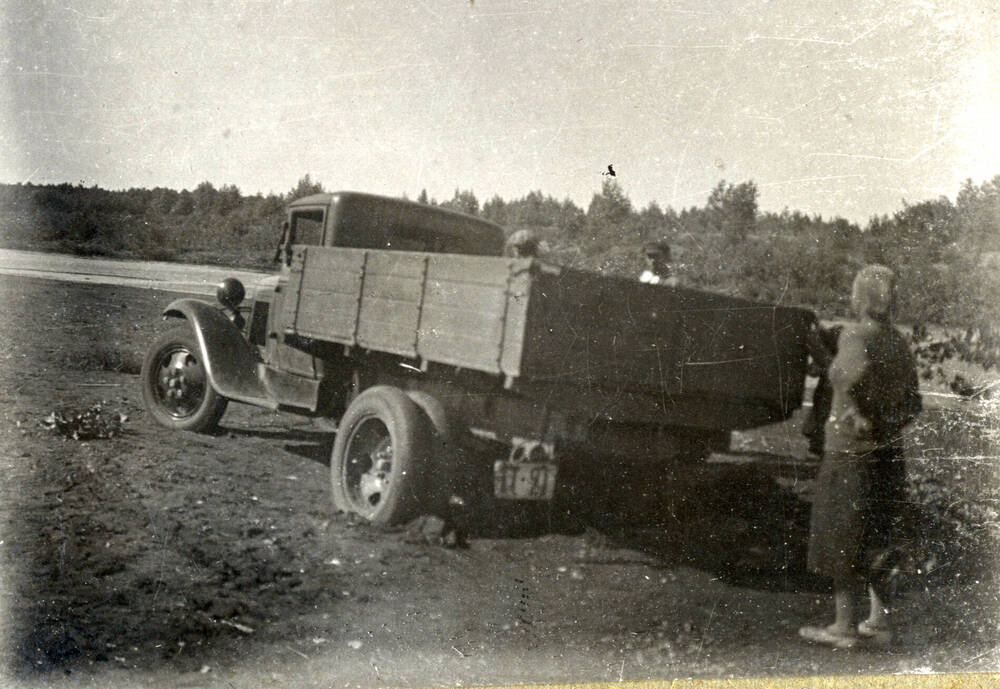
(905, 405), (1000, 579)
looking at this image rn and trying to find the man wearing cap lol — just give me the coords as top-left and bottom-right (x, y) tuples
(639, 241), (678, 287)
(504, 229), (540, 258)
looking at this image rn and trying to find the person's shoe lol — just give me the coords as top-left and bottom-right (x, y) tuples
(798, 625), (859, 649)
(857, 619), (892, 646)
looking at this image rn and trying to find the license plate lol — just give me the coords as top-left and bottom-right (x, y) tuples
(493, 461), (557, 500)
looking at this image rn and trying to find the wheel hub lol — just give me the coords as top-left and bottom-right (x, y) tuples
(155, 347), (206, 418)
(345, 421), (394, 515)
(358, 439), (393, 506)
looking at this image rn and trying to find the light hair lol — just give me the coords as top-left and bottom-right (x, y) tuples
(851, 264), (896, 321)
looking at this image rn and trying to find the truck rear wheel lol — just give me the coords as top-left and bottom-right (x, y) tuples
(141, 326), (228, 433)
(330, 386), (431, 525)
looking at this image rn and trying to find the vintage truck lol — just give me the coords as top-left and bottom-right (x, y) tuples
(141, 191), (815, 526)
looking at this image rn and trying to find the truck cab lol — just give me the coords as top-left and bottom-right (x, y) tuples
(278, 192), (505, 258)
(241, 192), (507, 401)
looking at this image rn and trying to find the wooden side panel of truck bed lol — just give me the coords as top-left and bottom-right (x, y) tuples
(282, 246), (812, 426)
(519, 267), (813, 416)
(283, 246), (530, 373)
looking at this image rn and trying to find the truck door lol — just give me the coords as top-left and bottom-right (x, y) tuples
(266, 207), (326, 377)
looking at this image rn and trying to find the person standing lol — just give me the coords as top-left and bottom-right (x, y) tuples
(639, 241), (678, 287)
(798, 265), (922, 649)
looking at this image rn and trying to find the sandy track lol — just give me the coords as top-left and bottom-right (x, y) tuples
(0, 248), (266, 296)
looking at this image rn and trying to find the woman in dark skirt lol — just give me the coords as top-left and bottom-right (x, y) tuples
(799, 265), (922, 649)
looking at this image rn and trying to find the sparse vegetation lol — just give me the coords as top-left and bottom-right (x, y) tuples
(905, 404), (1000, 583)
(910, 324), (1000, 398)
(1, 173), (998, 330)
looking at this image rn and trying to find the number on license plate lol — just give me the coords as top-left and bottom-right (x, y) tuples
(493, 461), (557, 500)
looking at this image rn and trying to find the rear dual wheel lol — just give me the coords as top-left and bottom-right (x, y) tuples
(330, 386), (432, 526)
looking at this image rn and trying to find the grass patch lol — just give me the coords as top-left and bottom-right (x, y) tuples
(904, 403), (1000, 583)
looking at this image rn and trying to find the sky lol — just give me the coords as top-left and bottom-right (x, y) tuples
(2, 0), (998, 224)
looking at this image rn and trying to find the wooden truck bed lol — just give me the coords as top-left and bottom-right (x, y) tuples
(278, 245), (814, 430)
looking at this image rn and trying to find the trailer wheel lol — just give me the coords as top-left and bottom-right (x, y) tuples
(330, 386), (431, 525)
(141, 326), (228, 433)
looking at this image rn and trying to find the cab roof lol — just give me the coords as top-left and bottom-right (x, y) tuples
(288, 191), (505, 256)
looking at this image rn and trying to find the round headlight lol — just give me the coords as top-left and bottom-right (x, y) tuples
(217, 278), (245, 309)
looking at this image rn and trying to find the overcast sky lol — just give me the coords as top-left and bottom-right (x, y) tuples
(2, 0), (998, 223)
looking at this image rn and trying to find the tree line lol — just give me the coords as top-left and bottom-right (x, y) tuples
(1, 173), (998, 329)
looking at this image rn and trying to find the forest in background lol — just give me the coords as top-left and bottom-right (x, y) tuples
(1, 173), (998, 334)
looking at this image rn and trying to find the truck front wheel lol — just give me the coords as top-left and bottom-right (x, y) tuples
(141, 326), (228, 433)
(330, 386), (431, 525)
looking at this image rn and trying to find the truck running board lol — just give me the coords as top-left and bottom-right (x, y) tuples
(259, 364), (321, 411)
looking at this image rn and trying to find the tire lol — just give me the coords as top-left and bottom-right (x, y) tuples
(330, 386), (431, 526)
(406, 390), (478, 513)
(405, 390), (459, 445)
(141, 326), (228, 432)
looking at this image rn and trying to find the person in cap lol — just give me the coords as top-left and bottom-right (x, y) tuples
(504, 229), (539, 258)
(639, 241), (678, 287)
(798, 265), (922, 649)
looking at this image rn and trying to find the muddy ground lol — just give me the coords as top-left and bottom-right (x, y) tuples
(0, 275), (998, 688)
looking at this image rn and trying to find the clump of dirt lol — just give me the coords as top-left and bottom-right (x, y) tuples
(39, 402), (128, 440)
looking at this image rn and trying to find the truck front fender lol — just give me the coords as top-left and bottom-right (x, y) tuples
(163, 298), (276, 408)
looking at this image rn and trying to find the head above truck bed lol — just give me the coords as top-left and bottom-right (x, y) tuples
(287, 191), (506, 256)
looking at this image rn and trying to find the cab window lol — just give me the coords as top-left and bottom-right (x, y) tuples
(291, 209), (325, 246)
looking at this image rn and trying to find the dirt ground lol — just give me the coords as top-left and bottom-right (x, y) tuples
(0, 275), (998, 688)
